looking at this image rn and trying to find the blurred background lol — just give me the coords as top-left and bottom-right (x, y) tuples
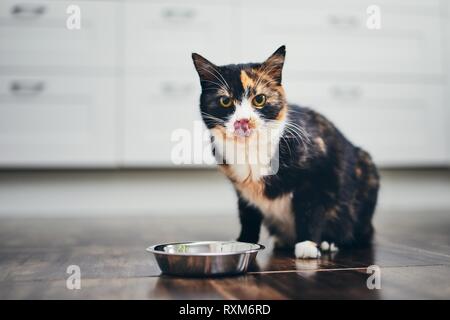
(0, 0), (449, 218)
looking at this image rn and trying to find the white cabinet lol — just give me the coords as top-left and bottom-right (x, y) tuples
(0, 0), (120, 167)
(120, 0), (450, 167)
(123, 75), (203, 165)
(122, 0), (234, 166)
(0, 0), (448, 168)
(0, 0), (119, 70)
(284, 81), (447, 166)
(0, 75), (117, 166)
(447, 1), (450, 165)
(240, 0), (443, 77)
(124, 0), (233, 72)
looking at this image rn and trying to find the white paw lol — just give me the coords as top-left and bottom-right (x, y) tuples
(330, 243), (339, 252)
(320, 241), (339, 252)
(295, 241), (321, 259)
(320, 241), (330, 251)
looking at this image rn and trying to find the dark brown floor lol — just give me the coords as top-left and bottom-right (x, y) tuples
(0, 209), (449, 299)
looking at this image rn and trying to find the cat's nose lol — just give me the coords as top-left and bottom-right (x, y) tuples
(234, 119), (252, 137)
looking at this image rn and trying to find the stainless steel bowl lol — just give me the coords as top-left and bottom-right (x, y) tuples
(146, 241), (265, 277)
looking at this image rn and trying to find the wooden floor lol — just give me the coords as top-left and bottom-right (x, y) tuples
(0, 209), (449, 299)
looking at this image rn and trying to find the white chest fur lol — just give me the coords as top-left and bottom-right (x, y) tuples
(212, 131), (276, 182)
(212, 126), (295, 245)
(238, 184), (296, 246)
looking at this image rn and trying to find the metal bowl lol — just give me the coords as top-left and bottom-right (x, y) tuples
(146, 241), (265, 277)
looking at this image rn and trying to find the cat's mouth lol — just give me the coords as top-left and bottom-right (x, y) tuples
(232, 119), (255, 138)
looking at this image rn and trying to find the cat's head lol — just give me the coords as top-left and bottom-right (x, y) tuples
(192, 46), (288, 141)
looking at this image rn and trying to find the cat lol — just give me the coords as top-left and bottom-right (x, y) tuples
(192, 46), (379, 259)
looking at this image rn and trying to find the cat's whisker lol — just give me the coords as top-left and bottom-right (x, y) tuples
(257, 70), (279, 88)
(198, 67), (230, 91)
(201, 87), (223, 92)
(200, 112), (226, 126)
(253, 64), (271, 89)
(285, 123), (310, 145)
(198, 67), (227, 87)
(279, 135), (294, 157)
(261, 78), (279, 88)
(289, 126), (311, 149)
(282, 122), (311, 152)
(210, 67), (231, 91)
(261, 120), (296, 158)
(202, 117), (222, 124)
(255, 64), (279, 88)
(200, 79), (228, 92)
(282, 126), (304, 150)
(286, 122), (310, 140)
(201, 115), (223, 124)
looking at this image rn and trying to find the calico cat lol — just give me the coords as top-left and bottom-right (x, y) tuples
(192, 46), (379, 258)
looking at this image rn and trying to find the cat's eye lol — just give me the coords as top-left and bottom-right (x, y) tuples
(219, 96), (233, 108)
(253, 94), (266, 108)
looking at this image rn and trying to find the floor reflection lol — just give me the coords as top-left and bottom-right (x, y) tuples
(255, 242), (377, 272)
(150, 243), (381, 299)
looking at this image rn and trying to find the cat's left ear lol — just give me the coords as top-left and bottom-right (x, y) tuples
(261, 45), (286, 84)
(192, 53), (218, 84)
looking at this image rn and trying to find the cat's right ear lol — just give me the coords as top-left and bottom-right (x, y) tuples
(192, 53), (218, 83)
(261, 45), (286, 84)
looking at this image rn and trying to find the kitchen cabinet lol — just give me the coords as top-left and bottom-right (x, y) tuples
(0, 75), (117, 166)
(0, 0), (448, 167)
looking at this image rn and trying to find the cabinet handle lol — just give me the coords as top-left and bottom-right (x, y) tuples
(328, 15), (359, 28)
(330, 86), (362, 100)
(161, 83), (193, 95)
(10, 81), (45, 96)
(11, 4), (46, 19)
(162, 8), (196, 21)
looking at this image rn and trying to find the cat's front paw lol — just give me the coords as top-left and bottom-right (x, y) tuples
(320, 241), (339, 252)
(295, 241), (321, 259)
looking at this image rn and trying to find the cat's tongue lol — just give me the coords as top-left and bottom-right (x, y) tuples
(234, 119), (252, 137)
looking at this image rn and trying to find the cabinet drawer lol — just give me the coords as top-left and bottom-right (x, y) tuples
(241, 0), (443, 76)
(0, 0), (119, 70)
(123, 75), (206, 165)
(124, 0), (233, 72)
(284, 81), (447, 165)
(0, 76), (117, 166)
